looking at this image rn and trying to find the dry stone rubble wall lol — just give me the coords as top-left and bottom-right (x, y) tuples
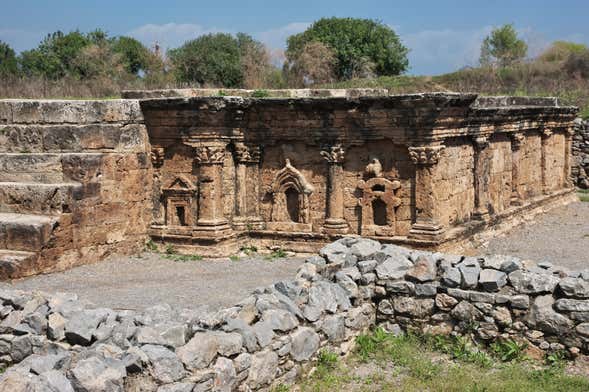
(0, 238), (588, 391)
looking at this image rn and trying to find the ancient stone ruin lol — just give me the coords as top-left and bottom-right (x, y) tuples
(0, 90), (580, 278)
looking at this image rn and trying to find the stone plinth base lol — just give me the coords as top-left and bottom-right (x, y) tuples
(148, 189), (577, 257)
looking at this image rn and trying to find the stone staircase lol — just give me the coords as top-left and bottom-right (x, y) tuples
(0, 153), (93, 278)
(0, 99), (151, 279)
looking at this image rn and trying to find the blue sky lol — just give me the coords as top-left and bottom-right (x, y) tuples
(1, 0), (588, 75)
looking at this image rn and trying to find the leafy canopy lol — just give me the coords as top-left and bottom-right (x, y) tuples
(480, 24), (528, 67)
(286, 17), (409, 80)
(0, 40), (18, 76)
(169, 33), (272, 88)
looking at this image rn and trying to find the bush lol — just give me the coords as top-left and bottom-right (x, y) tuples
(286, 17), (408, 81)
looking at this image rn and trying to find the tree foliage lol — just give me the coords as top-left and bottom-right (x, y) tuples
(169, 33), (243, 87)
(169, 32), (275, 88)
(0, 40), (18, 76)
(480, 24), (528, 67)
(111, 36), (152, 75)
(285, 41), (336, 86)
(539, 41), (588, 63)
(285, 17), (408, 80)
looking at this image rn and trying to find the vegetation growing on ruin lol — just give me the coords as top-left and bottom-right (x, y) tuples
(1, 20), (589, 117)
(291, 329), (589, 392)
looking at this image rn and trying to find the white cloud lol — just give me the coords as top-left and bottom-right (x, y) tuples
(402, 26), (493, 75)
(129, 23), (228, 51)
(254, 22), (310, 50)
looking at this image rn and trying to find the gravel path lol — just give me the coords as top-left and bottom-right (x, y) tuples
(478, 201), (589, 270)
(2, 201), (586, 311)
(0, 254), (304, 311)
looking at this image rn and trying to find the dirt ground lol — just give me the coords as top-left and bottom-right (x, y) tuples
(0, 253), (305, 311)
(2, 201), (587, 311)
(476, 201), (589, 271)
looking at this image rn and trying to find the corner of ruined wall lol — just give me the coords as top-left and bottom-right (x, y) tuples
(0, 99), (153, 273)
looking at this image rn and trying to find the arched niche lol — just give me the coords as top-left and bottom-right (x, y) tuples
(267, 159), (315, 232)
(162, 174), (197, 228)
(357, 177), (402, 236)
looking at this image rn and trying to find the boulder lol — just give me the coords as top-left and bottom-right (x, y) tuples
(508, 271), (560, 294)
(450, 301), (483, 321)
(457, 258), (481, 289)
(527, 295), (573, 334)
(176, 332), (219, 370)
(260, 309), (298, 332)
(558, 277), (589, 298)
(392, 297), (435, 318)
(69, 356), (126, 392)
(405, 255), (437, 283)
(142, 344), (185, 384)
(554, 299), (589, 312)
(441, 267), (461, 287)
(350, 239), (381, 260)
(290, 327), (320, 361)
(375, 258), (413, 280)
(247, 350), (278, 389)
(478, 269), (507, 291)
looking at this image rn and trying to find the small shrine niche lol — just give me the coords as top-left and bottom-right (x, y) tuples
(267, 159), (315, 231)
(357, 158), (402, 236)
(162, 175), (197, 227)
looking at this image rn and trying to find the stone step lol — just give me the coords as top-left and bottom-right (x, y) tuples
(0, 249), (38, 280)
(0, 213), (58, 252)
(0, 152), (104, 183)
(0, 181), (82, 214)
(0, 153), (63, 183)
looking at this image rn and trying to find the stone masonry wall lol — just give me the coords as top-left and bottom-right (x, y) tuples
(573, 118), (589, 188)
(0, 238), (587, 391)
(0, 100), (152, 277)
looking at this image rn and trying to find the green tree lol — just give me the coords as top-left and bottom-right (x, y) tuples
(0, 40), (18, 76)
(19, 30), (91, 79)
(168, 33), (243, 87)
(539, 41), (588, 63)
(111, 36), (152, 75)
(480, 24), (528, 67)
(285, 17), (409, 80)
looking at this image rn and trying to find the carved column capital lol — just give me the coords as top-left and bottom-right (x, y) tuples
(472, 136), (489, 150)
(510, 132), (525, 150)
(566, 126), (576, 137)
(151, 147), (165, 168)
(193, 146), (226, 165)
(234, 144), (261, 164)
(541, 128), (553, 139)
(320, 144), (345, 164)
(408, 145), (445, 166)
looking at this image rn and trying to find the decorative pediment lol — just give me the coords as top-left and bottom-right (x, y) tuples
(271, 159), (315, 195)
(163, 175), (196, 193)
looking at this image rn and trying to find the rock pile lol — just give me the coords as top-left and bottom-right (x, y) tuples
(1, 238), (588, 391)
(573, 117), (589, 188)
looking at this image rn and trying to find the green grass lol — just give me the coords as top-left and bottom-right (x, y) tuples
(299, 329), (589, 392)
(579, 189), (589, 202)
(266, 248), (287, 260)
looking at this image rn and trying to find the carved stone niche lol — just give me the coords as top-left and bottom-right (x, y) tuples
(357, 159), (402, 236)
(266, 159), (315, 232)
(162, 175), (197, 230)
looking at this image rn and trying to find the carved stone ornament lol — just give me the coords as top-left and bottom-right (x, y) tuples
(364, 158), (383, 178)
(541, 128), (553, 139)
(473, 136), (489, 150)
(151, 147), (165, 168)
(234, 144), (261, 163)
(270, 159), (315, 224)
(510, 132), (525, 150)
(193, 146), (226, 164)
(408, 146), (445, 165)
(320, 144), (345, 164)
